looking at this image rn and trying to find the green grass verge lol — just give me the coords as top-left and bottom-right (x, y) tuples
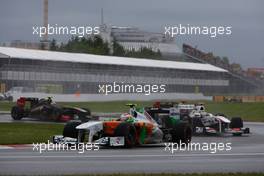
(0, 101), (263, 122)
(60, 101), (154, 113)
(0, 122), (63, 145)
(0, 101), (15, 111)
(62, 101), (264, 122)
(206, 102), (264, 122)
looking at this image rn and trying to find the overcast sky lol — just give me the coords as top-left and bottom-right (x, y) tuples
(0, 0), (263, 68)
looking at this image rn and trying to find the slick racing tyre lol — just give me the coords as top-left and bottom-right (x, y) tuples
(114, 123), (136, 148)
(11, 106), (24, 120)
(63, 121), (82, 139)
(230, 117), (243, 128)
(171, 121), (192, 144)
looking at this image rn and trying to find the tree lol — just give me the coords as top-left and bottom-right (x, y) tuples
(50, 39), (58, 51)
(58, 35), (110, 55)
(113, 40), (126, 56)
(53, 35), (161, 59)
(222, 56), (229, 65)
(40, 42), (46, 50)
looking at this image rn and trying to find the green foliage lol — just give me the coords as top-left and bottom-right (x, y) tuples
(55, 36), (110, 55)
(40, 42), (46, 50)
(49, 39), (58, 51)
(222, 56), (230, 65)
(112, 39), (126, 56)
(50, 36), (161, 59)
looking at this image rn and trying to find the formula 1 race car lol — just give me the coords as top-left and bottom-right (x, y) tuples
(52, 104), (192, 147)
(147, 101), (250, 136)
(11, 97), (91, 122)
(189, 105), (250, 136)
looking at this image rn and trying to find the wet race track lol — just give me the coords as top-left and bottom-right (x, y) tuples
(0, 114), (264, 175)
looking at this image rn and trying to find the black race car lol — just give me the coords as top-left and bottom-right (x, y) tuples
(11, 97), (91, 122)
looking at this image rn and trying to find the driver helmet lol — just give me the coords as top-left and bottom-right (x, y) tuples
(47, 97), (52, 104)
(120, 113), (133, 121)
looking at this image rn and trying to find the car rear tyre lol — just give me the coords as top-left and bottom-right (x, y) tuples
(244, 127), (250, 134)
(63, 121), (82, 138)
(11, 106), (24, 120)
(114, 123), (136, 148)
(230, 117), (243, 128)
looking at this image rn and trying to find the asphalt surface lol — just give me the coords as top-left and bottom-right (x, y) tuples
(0, 116), (264, 175)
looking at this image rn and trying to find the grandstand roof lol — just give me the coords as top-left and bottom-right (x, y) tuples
(0, 47), (227, 72)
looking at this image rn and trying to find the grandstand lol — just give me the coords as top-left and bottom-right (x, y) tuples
(0, 47), (259, 99)
(182, 43), (263, 94)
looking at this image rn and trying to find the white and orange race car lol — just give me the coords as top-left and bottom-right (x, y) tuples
(53, 104), (192, 147)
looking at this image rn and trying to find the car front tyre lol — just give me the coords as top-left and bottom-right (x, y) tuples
(11, 106), (24, 120)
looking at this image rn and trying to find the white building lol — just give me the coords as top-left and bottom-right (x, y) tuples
(100, 25), (181, 54)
